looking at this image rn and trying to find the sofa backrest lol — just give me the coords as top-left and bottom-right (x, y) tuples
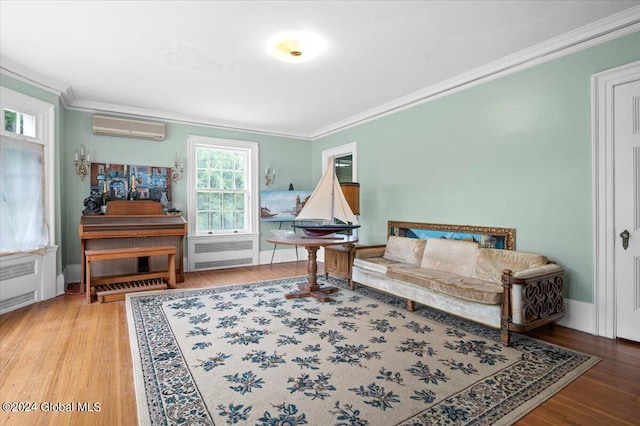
(420, 238), (479, 276)
(472, 248), (548, 283)
(383, 236), (426, 266)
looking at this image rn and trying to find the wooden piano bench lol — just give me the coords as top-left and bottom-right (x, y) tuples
(84, 246), (176, 304)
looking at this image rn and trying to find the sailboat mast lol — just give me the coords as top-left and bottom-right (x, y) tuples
(329, 156), (335, 224)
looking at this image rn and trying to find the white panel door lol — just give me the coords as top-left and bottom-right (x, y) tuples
(614, 79), (640, 342)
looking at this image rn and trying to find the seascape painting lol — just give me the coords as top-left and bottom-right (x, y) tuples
(407, 229), (504, 249)
(388, 221), (516, 250)
(260, 190), (313, 221)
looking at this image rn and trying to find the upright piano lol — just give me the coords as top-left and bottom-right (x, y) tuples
(79, 201), (187, 287)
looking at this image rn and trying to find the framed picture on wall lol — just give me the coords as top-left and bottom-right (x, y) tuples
(388, 221), (516, 250)
(260, 190), (313, 221)
(88, 162), (173, 207)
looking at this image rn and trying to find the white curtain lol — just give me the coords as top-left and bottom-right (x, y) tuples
(0, 135), (48, 255)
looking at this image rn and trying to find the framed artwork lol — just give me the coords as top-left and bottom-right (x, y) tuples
(388, 221), (516, 250)
(89, 162), (172, 203)
(260, 190), (313, 221)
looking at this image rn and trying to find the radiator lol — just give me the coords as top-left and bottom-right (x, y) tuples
(0, 254), (40, 314)
(188, 234), (259, 272)
(0, 247), (59, 314)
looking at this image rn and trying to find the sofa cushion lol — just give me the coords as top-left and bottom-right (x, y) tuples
(383, 236), (427, 266)
(386, 266), (502, 305)
(353, 257), (405, 275)
(472, 248), (548, 283)
(420, 238), (479, 276)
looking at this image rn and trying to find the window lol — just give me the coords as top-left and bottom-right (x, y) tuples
(187, 136), (258, 236)
(196, 147), (247, 232)
(0, 87), (54, 255)
(4, 108), (36, 137)
(0, 136), (47, 253)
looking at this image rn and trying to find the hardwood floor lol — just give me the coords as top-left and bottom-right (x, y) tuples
(0, 262), (638, 425)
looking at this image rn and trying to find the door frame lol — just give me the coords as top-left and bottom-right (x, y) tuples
(592, 60), (640, 339)
(321, 142), (358, 182)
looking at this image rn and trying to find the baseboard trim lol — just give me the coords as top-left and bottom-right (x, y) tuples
(557, 298), (596, 335)
(63, 264), (81, 287)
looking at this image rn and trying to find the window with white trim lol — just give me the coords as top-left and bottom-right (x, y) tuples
(0, 87), (55, 255)
(187, 136), (258, 236)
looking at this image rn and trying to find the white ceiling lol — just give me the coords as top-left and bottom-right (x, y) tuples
(1, 1), (639, 139)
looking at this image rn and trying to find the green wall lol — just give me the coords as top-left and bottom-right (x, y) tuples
(63, 110), (312, 265)
(313, 32), (640, 303)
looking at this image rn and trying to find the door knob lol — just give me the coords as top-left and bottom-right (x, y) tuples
(620, 229), (629, 250)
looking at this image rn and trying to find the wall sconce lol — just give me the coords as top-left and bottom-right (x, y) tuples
(265, 162), (276, 187)
(74, 145), (91, 181)
(171, 153), (184, 182)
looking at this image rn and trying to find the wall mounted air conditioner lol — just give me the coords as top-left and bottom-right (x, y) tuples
(92, 115), (166, 140)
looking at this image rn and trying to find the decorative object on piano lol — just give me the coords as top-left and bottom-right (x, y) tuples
(100, 180), (110, 213)
(128, 173), (140, 200)
(293, 157), (360, 237)
(265, 162), (276, 187)
(74, 145), (91, 181)
(82, 196), (101, 215)
(167, 202), (182, 216)
(89, 162), (172, 210)
(109, 177), (128, 200)
(170, 153), (184, 182)
(160, 192), (169, 213)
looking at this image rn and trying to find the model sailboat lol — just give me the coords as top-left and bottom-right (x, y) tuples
(294, 157), (360, 237)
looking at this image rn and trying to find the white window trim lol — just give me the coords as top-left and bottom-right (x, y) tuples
(321, 142), (358, 181)
(0, 86), (55, 245)
(187, 135), (259, 237)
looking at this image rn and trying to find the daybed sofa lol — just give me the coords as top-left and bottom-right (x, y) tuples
(351, 225), (565, 346)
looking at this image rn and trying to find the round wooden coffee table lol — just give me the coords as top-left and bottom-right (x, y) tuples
(267, 234), (358, 302)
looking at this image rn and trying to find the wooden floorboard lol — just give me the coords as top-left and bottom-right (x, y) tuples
(0, 261), (638, 425)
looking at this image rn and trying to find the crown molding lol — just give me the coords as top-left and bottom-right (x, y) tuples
(310, 6), (640, 140)
(0, 55), (76, 106)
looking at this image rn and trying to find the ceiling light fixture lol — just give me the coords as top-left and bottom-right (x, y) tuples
(267, 31), (326, 63)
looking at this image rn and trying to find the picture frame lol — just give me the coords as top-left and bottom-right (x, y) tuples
(388, 221), (516, 250)
(88, 162), (172, 204)
(260, 190), (313, 221)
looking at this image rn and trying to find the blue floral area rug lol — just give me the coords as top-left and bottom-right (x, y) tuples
(126, 276), (599, 425)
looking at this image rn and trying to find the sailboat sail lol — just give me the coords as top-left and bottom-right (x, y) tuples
(295, 157), (358, 225)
